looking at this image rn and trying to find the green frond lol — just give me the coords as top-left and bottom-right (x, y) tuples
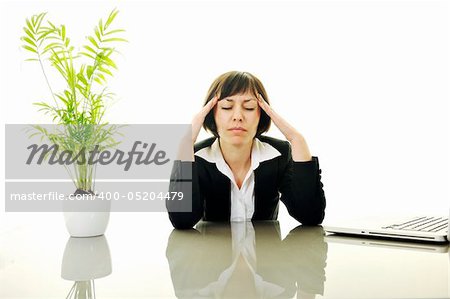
(98, 66), (113, 77)
(35, 12), (47, 29)
(21, 36), (37, 47)
(23, 27), (35, 41)
(83, 45), (97, 54)
(94, 26), (101, 42)
(50, 61), (67, 77)
(43, 42), (64, 54)
(88, 36), (99, 48)
(33, 102), (51, 108)
(100, 55), (117, 69)
(47, 21), (57, 29)
(77, 72), (88, 86)
(87, 65), (94, 79)
(94, 77), (103, 85)
(98, 20), (104, 35)
(95, 73), (106, 82)
(30, 15), (37, 27)
(103, 29), (125, 36)
(79, 52), (95, 59)
(104, 9), (119, 30)
(45, 35), (64, 41)
(25, 18), (34, 33)
(22, 45), (37, 53)
(61, 24), (66, 40)
(37, 29), (56, 42)
(102, 37), (128, 43)
(55, 93), (70, 106)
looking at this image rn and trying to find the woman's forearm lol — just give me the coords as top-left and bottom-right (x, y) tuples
(289, 133), (312, 162)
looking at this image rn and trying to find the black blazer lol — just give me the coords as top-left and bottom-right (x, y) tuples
(167, 135), (326, 229)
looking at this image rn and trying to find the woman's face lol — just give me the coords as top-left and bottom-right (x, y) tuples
(214, 91), (261, 146)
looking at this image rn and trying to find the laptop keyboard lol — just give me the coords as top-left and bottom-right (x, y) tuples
(382, 216), (449, 233)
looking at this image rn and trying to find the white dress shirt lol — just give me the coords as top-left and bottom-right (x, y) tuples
(195, 138), (281, 222)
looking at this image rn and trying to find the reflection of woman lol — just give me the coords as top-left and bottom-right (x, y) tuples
(168, 71), (326, 229)
(165, 222), (327, 298)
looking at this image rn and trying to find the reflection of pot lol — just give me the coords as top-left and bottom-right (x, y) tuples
(63, 189), (111, 237)
(61, 235), (112, 281)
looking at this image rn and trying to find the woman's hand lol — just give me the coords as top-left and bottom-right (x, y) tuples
(257, 94), (312, 162)
(177, 96), (219, 161)
(192, 95), (218, 143)
(178, 96), (218, 161)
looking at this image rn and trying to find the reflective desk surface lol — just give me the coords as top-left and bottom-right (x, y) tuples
(0, 213), (449, 299)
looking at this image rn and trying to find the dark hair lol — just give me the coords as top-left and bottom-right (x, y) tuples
(202, 71), (271, 138)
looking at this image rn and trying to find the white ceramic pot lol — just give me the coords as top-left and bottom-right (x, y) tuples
(64, 211), (110, 237)
(63, 190), (111, 237)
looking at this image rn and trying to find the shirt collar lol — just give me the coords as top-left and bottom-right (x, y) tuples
(195, 137), (281, 168)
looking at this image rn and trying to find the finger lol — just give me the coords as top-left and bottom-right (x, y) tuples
(257, 93), (268, 106)
(211, 95), (219, 108)
(257, 94), (269, 113)
(201, 96), (217, 115)
(207, 96), (218, 115)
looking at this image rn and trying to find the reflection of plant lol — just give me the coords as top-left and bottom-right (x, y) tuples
(21, 9), (126, 192)
(66, 281), (95, 299)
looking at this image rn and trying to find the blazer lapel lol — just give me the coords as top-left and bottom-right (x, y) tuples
(253, 160), (279, 219)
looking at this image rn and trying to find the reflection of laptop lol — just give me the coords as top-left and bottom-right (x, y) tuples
(323, 210), (449, 243)
(325, 230), (450, 299)
(325, 234), (449, 253)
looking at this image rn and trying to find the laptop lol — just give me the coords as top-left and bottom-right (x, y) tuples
(323, 210), (449, 243)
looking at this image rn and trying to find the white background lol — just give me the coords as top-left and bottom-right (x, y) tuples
(0, 0), (449, 231)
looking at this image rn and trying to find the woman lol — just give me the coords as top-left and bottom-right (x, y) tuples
(168, 71), (326, 229)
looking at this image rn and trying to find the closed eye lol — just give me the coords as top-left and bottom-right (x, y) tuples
(220, 107), (256, 110)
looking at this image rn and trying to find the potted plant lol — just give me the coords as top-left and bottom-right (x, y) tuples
(21, 9), (126, 237)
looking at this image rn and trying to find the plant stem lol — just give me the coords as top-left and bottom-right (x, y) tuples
(37, 51), (60, 111)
